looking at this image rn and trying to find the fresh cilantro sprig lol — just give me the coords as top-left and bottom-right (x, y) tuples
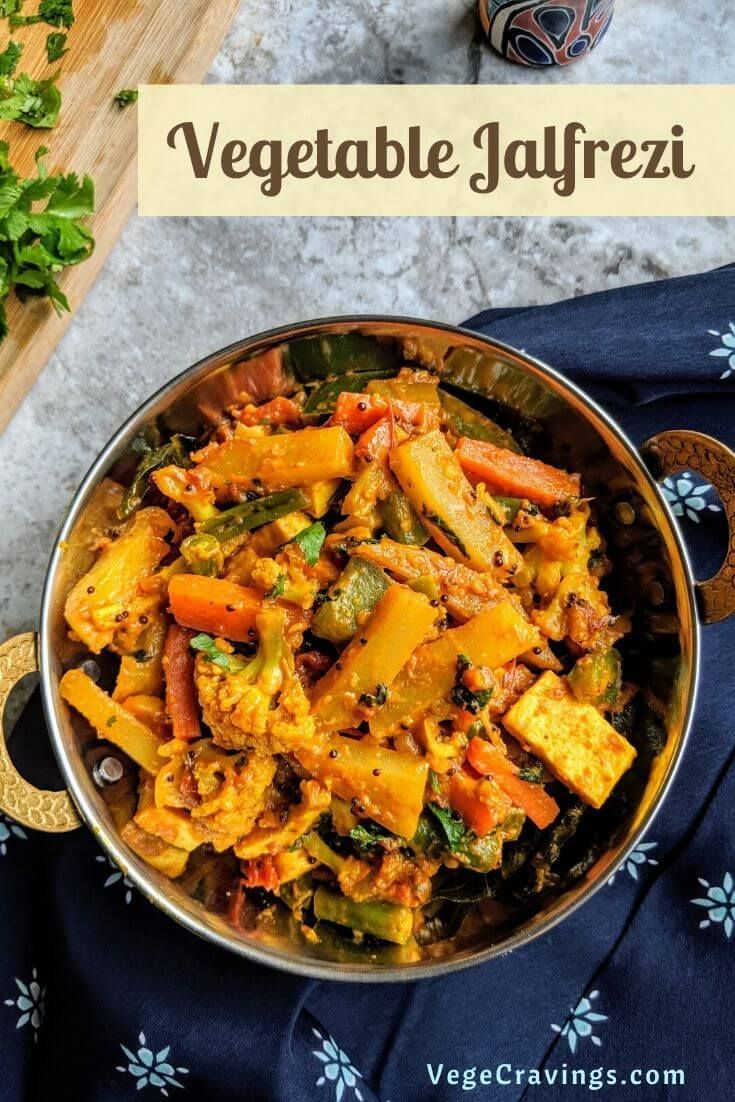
(115, 88), (138, 108)
(0, 39), (22, 75)
(0, 142), (94, 338)
(289, 521), (326, 566)
(0, 71), (61, 127)
(11, 0), (75, 28)
(46, 30), (66, 62)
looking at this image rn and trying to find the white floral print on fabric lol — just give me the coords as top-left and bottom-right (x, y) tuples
(312, 1027), (365, 1101)
(4, 967), (45, 1041)
(708, 323), (735, 379)
(0, 812), (27, 856)
(662, 473), (722, 525)
(96, 853), (134, 904)
(116, 1032), (189, 1096)
(691, 872), (735, 941)
(608, 841), (659, 885)
(551, 990), (607, 1054)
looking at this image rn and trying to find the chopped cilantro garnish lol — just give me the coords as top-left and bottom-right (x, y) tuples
(0, 40), (22, 76)
(46, 30), (67, 62)
(348, 821), (392, 854)
(518, 761), (544, 784)
(450, 654), (493, 715)
(289, 521), (326, 566)
(427, 802), (469, 852)
(114, 88), (138, 108)
(265, 574), (287, 600)
(190, 633), (246, 674)
(105, 715), (117, 728)
(358, 683), (388, 708)
(0, 142), (94, 339)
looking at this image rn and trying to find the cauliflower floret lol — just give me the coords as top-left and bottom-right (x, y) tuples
(154, 738), (276, 841)
(234, 779), (331, 859)
(250, 547), (319, 610)
(194, 606), (317, 755)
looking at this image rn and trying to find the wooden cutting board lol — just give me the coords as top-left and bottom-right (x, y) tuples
(0, 0), (241, 433)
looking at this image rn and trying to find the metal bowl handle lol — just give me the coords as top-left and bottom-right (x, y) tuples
(643, 430), (735, 625)
(0, 632), (81, 832)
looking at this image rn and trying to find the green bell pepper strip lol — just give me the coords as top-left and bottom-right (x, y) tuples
(379, 490), (430, 546)
(311, 557), (391, 644)
(439, 390), (521, 453)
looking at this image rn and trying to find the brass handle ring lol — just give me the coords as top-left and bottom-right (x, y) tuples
(0, 632), (81, 832)
(643, 430), (735, 625)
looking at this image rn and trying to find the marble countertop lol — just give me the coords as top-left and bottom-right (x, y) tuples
(1, 0), (733, 639)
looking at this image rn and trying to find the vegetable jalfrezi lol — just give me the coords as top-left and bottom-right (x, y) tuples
(59, 337), (642, 960)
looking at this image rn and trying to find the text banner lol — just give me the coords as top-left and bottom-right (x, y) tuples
(138, 84), (735, 217)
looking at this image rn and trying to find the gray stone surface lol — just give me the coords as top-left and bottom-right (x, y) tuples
(1, 0), (733, 639)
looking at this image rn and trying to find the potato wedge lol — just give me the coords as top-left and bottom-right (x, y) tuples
(297, 735), (428, 839)
(64, 507), (176, 654)
(197, 426), (354, 492)
(310, 585), (437, 732)
(371, 601), (540, 737)
(390, 430), (522, 575)
(60, 668), (163, 774)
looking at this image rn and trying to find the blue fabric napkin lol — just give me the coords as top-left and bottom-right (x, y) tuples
(2, 266), (733, 1102)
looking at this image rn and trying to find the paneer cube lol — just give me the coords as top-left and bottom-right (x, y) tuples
(503, 671), (636, 809)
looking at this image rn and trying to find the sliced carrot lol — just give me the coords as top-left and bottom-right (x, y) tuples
(466, 737), (516, 778)
(355, 416), (393, 463)
(466, 737), (559, 830)
(168, 574), (261, 643)
(162, 624), (202, 742)
(330, 392), (388, 435)
(455, 438), (581, 509)
(446, 769), (511, 837)
(390, 399), (430, 427)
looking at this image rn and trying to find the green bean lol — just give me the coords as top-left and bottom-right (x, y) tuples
(201, 489), (308, 544)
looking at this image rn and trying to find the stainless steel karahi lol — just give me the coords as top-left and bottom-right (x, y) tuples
(1, 317), (733, 982)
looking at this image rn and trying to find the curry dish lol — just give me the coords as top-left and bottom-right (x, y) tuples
(58, 335), (651, 962)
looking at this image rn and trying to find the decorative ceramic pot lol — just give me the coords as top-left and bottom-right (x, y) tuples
(479, 0), (616, 66)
